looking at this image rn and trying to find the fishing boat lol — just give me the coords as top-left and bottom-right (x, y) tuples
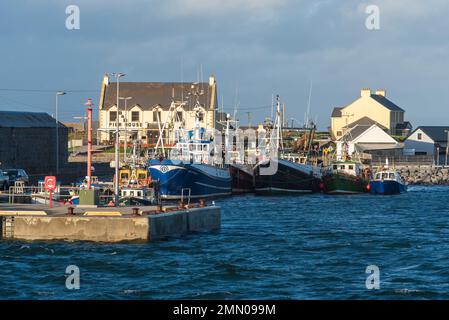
(118, 186), (155, 206)
(230, 163), (254, 193)
(369, 159), (407, 195)
(148, 106), (231, 200)
(254, 157), (322, 195)
(253, 95), (322, 195)
(322, 160), (371, 194)
(222, 114), (255, 193)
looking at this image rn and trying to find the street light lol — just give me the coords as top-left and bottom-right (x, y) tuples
(445, 130), (449, 167)
(55, 91), (66, 175)
(110, 73), (125, 205)
(119, 96), (133, 161)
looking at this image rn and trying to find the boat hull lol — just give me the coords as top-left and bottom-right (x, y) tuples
(230, 164), (254, 193)
(148, 160), (232, 200)
(254, 159), (322, 195)
(369, 180), (407, 195)
(323, 173), (370, 194)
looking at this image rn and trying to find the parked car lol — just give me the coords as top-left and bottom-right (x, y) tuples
(3, 169), (29, 186)
(0, 171), (8, 190)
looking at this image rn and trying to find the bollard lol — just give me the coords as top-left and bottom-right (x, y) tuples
(132, 207), (140, 216)
(67, 207), (75, 215)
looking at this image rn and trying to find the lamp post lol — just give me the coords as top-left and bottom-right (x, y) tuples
(85, 99), (93, 190)
(55, 91), (66, 175)
(110, 73), (125, 205)
(445, 130), (449, 167)
(119, 96), (133, 161)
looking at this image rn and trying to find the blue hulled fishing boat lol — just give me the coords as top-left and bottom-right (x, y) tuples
(148, 107), (231, 200)
(369, 160), (407, 195)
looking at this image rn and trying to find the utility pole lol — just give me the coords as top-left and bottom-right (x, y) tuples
(85, 99), (93, 190)
(55, 91), (66, 175)
(110, 72), (125, 205)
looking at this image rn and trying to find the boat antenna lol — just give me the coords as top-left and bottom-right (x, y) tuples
(306, 80), (313, 128)
(181, 56), (184, 103)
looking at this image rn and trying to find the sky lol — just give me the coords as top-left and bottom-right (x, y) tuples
(0, 0), (448, 130)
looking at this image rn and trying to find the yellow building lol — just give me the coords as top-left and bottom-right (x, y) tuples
(330, 88), (410, 139)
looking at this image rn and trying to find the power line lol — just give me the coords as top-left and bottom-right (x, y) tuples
(0, 88), (98, 93)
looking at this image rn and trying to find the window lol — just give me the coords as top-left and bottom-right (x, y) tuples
(337, 131), (342, 137)
(333, 165), (338, 170)
(417, 133), (422, 140)
(348, 165), (354, 170)
(339, 165), (345, 170)
(198, 112), (204, 122)
(176, 111), (183, 122)
(131, 111), (140, 122)
(153, 110), (162, 122)
(110, 111), (117, 122)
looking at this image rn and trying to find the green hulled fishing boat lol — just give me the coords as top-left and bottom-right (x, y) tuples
(322, 160), (370, 194)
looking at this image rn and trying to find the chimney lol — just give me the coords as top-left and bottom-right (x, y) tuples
(209, 75), (215, 87)
(361, 88), (371, 97)
(375, 89), (386, 97)
(103, 74), (109, 86)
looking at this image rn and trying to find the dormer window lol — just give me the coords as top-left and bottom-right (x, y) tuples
(176, 111), (183, 122)
(110, 111), (117, 122)
(131, 111), (140, 122)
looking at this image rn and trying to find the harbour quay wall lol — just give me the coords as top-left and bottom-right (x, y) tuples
(0, 206), (221, 242)
(396, 166), (449, 185)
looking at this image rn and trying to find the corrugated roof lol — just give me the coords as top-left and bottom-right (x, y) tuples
(415, 126), (449, 142)
(370, 94), (405, 112)
(355, 143), (400, 151)
(0, 111), (65, 128)
(102, 82), (215, 111)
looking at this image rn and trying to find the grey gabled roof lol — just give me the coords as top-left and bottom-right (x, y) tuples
(413, 126), (449, 142)
(339, 125), (372, 141)
(331, 107), (342, 117)
(0, 111), (64, 128)
(344, 116), (387, 130)
(370, 94), (405, 112)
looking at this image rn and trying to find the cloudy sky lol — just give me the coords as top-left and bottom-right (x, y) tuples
(0, 0), (448, 129)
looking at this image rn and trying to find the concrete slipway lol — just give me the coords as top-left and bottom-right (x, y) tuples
(0, 203), (221, 242)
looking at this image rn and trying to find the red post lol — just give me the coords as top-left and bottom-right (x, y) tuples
(86, 99), (93, 190)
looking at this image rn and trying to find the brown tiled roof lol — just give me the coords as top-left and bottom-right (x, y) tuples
(102, 82), (215, 111)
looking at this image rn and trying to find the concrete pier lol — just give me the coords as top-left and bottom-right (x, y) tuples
(0, 203), (220, 242)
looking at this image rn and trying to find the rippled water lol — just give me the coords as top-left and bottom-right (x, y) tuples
(1, 186), (449, 300)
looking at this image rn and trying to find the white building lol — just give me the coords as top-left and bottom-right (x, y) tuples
(336, 123), (401, 160)
(404, 126), (449, 163)
(98, 74), (220, 146)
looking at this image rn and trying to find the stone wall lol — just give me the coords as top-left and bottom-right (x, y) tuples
(397, 166), (449, 185)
